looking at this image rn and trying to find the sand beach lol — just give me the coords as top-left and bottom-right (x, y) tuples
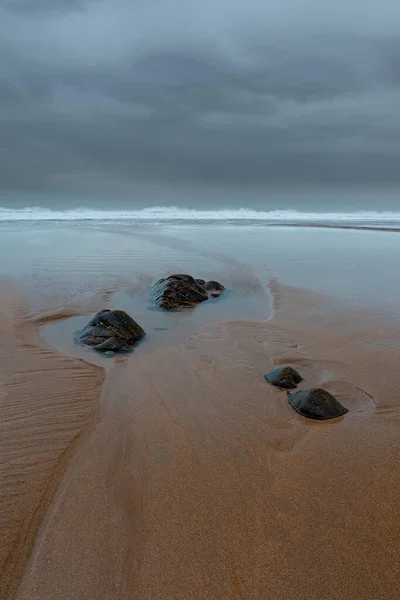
(0, 221), (399, 599)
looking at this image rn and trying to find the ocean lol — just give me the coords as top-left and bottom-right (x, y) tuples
(2, 206), (400, 229)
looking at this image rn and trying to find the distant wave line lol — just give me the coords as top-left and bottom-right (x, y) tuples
(2, 206), (400, 229)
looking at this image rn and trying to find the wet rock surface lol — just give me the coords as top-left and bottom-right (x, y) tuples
(75, 309), (145, 352)
(152, 274), (224, 309)
(287, 388), (349, 420)
(204, 280), (225, 298)
(264, 366), (303, 389)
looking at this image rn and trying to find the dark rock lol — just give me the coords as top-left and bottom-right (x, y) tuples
(287, 388), (348, 420)
(151, 274), (224, 309)
(264, 366), (303, 389)
(205, 280), (225, 298)
(76, 309), (145, 352)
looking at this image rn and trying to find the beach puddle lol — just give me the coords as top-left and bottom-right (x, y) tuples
(39, 286), (273, 365)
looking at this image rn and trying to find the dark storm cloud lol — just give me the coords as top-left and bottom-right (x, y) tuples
(1, 0), (400, 196)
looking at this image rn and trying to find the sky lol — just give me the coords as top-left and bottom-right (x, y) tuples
(1, 0), (400, 209)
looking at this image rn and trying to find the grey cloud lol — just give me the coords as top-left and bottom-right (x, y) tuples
(2, 0), (91, 15)
(1, 0), (400, 203)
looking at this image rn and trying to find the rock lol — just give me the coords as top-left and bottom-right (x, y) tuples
(75, 309), (145, 352)
(151, 274), (224, 309)
(287, 388), (348, 420)
(264, 366), (303, 389)
(205, 280), (225, 298)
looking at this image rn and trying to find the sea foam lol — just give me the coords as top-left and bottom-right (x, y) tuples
(1, 206), (400, 228)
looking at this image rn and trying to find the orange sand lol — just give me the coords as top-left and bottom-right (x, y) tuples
(0, 278), (399, 599)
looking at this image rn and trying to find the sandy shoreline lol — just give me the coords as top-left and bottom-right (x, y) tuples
(0, 276), (399, 599)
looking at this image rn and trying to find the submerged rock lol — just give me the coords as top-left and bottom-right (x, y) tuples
(151, 274), (224, 309)
(264, 366), (303, 389)
(76, 309), (145, 352)
(287, 388), (348, 420)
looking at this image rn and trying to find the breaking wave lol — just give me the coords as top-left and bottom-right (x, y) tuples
(1, 206), (400, 228)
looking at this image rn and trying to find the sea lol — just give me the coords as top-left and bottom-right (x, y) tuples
(1, 206), (400, 229)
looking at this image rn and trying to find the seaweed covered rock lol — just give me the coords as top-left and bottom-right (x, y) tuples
(287, 388), (348, 420)
(152, 274), (224, 309)
(75, 309), (145, 352)
(264, 366), (303, 389)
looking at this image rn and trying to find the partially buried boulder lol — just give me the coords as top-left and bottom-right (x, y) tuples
(151, 274), (224, 309)
(287, 388), (348, 420)
(264, 366), (303, 389)
(75, 309), (145, 352)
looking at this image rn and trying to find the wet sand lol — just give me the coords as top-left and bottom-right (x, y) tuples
(0, 224), (400, 599)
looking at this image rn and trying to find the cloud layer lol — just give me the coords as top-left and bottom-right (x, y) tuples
(1, 0), (400, 203)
